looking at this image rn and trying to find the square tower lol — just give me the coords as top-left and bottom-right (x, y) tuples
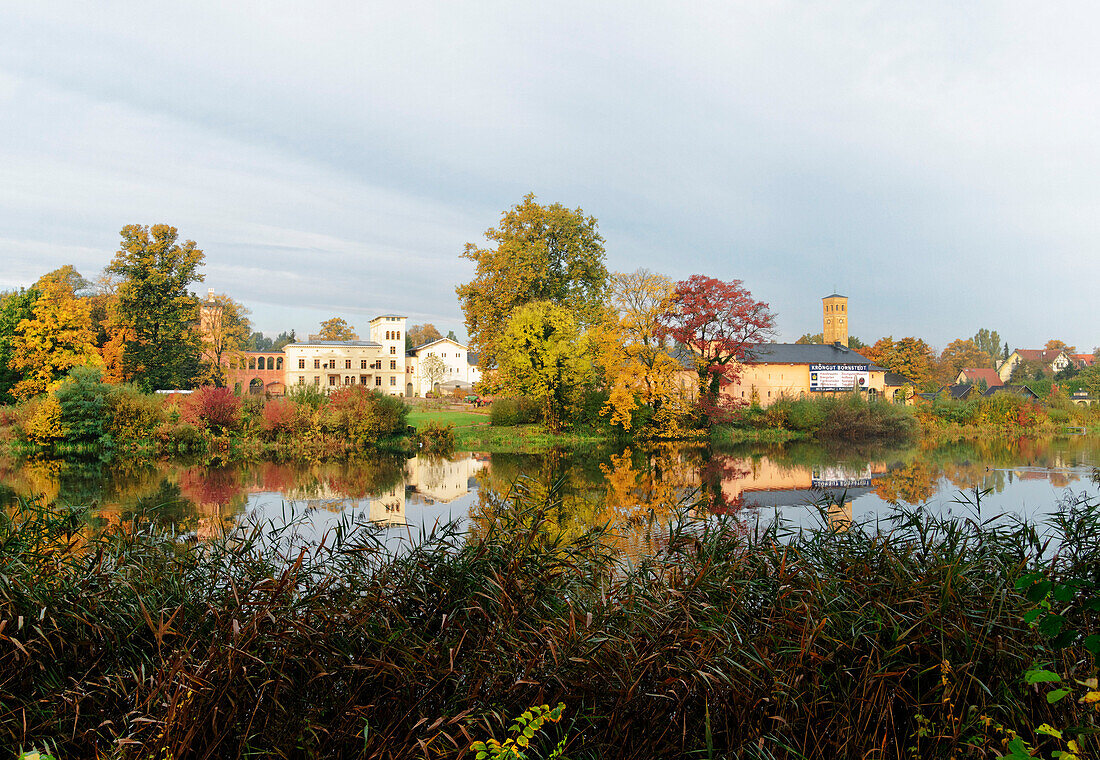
(822, 293), (848, 347)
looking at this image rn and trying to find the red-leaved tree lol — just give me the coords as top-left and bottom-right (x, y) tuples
(660, 275), (776, 418)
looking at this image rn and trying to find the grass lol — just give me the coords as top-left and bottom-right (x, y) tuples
(2, 487), (1098, 758)
(406, 407), (490, 431)
(453, 423), (612, 452)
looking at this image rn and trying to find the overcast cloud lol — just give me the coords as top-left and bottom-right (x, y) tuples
(1, 2), (1098, 350)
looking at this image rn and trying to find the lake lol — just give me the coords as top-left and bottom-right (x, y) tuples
(3, 435), (1098, 553)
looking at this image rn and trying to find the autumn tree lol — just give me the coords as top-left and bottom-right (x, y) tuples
(456, 193), (608, 372)
(1045, 338), (1076, 354)
(497, 300), (592, 432)
(199, 293), (252, 386)
(316, 317), (357, 341)
(939, 339), (993, 378)
(864, 336), (937, 390)
(595, 269), (690, 432)
(0, 287), (39, 403)
(9, 267), (103, 400)
(972, 328), (1002, 364)
(658, 275), (775, 412)
(107, 224), (205, 390)
(407, 323), (442, 349)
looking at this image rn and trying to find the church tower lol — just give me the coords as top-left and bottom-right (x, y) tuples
(822, 293), (848, 347)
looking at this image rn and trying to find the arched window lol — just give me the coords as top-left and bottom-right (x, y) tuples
(276, 357), (283, 370)
(248, 357), (256, 370)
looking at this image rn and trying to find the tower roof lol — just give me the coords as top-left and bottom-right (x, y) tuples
(822, 293), (846, 299)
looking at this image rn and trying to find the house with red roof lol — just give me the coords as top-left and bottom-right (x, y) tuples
(1071, 353), (1096, 369)
(996, 349), (1073, 382)
(954, 367), (1003, 389)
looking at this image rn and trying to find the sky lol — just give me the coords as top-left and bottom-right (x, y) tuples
(1, 2), (1098, 352)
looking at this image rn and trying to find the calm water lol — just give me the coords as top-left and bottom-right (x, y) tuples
(3, 436), (1098, 551)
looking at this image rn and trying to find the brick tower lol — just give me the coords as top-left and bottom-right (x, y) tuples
(822, 293), (848, 347)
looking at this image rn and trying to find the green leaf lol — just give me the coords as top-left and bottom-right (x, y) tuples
(1037, 614), (1066, 638)
(1023, 609), (1043, 624)
(1015, 572), (1045, 590)
(1083, 634), (1100, 654)
(1053, 584), (1077, 602)
(1024, 668), (1062, 684)
(1026, 580), (1053, 602)
(1047, 688), (1071, 703)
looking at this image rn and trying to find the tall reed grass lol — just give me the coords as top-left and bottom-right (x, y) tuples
(1, 486), (1096, 759)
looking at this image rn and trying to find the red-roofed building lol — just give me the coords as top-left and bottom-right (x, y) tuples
(997, 349), (1073, 382)
(1071, 353), (1096, 369)
(955, 367), (1003, 388)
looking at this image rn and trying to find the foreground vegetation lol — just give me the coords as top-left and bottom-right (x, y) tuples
(3, 485), (1098, 758)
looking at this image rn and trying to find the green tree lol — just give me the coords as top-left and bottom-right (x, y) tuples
(446, 329), (458, 342)
(972, 328), (1002, 364)
(865, 336), (938, 391)
(796, 332), (865, 349)
(497, 300), (592, 432)
(457, 193), (608, 373)
(107, 224), (205, 390)
(54, 365), (112, 453)
(272, 330), (296, 350)
(317, 317), (357, 341)
(0, 287), (39, 403)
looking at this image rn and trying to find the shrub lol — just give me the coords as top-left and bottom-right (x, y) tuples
(418, 421), (455, 453)
(106, 384), (163, 447)
(184, 386), (242, 433)
(328, 387), (409, 444)
(53, 366), (111, 450)
(21, 395), (64, 445)
(491, 397), (543, 426)
(261, 397), (297, 436)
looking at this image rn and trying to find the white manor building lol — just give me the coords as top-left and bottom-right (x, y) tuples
(283, 315), (408, 396)
(405, 337), (482, 396)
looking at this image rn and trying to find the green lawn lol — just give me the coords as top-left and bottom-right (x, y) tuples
(407, 408), (490, 430)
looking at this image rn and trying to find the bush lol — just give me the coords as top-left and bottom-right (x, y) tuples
(490, 397), (543, 426)
(184, 386), (242, 433)
(106, 384), (163, 447)
(53, 366), (111, 451)
(261, 397), (297, 436)
(20, 395), (64, 445)
(328, 387), (409, 444)
(418, 421), (455, 453)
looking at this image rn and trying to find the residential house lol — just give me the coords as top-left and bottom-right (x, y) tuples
(1071, 354), (1097, 370)
(997, 349), (1072, 383)
(405, 337), (482, 396)
(954, 367), (1002, 389)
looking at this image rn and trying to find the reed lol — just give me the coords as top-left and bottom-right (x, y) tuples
(1, 486), (1095, 759)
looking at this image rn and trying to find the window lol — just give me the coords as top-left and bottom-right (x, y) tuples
(360, 375), (368, 385)
(396, 330), (400, 339)
(390, 360), (396, 370)
(314, 359), (320, 369)
(329, 376), (336, 386)
(389, 376), (395, 386)
(390, 346), (395, 354)
(248, 358), (256, 370)
(298, 376), (305, 385)
(277, 357), (283, 370)
(313, 376), (320, 386)
(345, 359), (352, 369)
(298, 359), (305, 369)
(361, 360), (368, 369)
(375, 376), (381, 386)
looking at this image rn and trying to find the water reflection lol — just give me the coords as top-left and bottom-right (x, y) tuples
(2, 436), (1098, 553)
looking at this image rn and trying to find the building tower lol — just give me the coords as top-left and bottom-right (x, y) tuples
(822, 293), (848, 347)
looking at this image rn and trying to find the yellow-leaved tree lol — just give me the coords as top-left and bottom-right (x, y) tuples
(497, 300), (592, 432)
(9, 266), (103, 400)
(595, 269), (694, 436)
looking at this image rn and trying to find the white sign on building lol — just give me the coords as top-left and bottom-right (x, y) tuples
(809, 363), (869, 392)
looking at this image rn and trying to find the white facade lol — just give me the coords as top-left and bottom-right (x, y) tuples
(404, 338), (481, 396)
(283, 315), (407, 396)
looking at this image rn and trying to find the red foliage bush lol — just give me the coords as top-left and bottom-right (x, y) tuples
(261, 398), (296, 435)
(184, 387), (241, 432)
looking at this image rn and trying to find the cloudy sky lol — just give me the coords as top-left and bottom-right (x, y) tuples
(2, 2), (1097, 351)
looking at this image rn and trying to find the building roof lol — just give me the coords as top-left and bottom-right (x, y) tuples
(288, 340), (381, 348)
(369, 314), (406, 322)
(943, 384), (978, 400)
(746, 343), (884, 369)
(1013, 349), (1066, 364)
(410, 337), (467, 353)
(822, 293), (847, 299)
(883, 372), (915, 387)
(958, 367), (1003, 387)
(983, 384), (1040, 399)
(1071, 353), (1096, 367)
